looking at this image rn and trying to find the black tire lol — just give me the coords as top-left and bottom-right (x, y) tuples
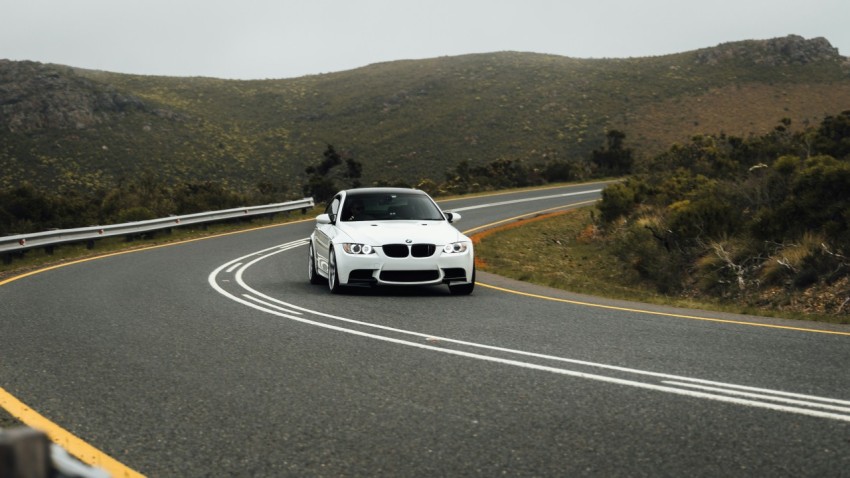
(308, 242), (323, 285)
(449, 266), (475, 295)
(328, 247), (344, 294)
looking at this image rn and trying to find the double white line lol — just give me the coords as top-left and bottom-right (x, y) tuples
(209, 239), (850, 423)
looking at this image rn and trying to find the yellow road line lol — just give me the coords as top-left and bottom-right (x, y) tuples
(0, 386), (144, 477)
(0, 218), (313, 288)
(477, 282), (850, 337)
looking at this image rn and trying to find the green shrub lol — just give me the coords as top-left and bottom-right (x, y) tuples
(599, 181), (637, 223)
(612, 212), (688, 294)
(665, 180), (743, 240)
(753, 155), (850, 243)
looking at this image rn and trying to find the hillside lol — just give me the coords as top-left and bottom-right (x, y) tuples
(2, 34), (849, 195)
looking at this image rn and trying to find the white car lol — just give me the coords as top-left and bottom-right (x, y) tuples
(308, 188), (475, 295)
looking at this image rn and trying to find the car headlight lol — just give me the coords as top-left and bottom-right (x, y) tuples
(342, 243), (374, 255)
(442, 242), (469, 254)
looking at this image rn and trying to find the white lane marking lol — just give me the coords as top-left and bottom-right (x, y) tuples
(661, 381), (850, 414)
(663, 378), (850, 406)
(208, 241), (850, 423)
(233, 264), (849, 408)
(208, 239), (310, 317)
(225, 263), (242, 273)
(446, 189), (602, 212)
(242, 294), (303, 315)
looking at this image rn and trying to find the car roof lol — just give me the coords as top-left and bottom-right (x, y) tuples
(342, 187), (427, 197)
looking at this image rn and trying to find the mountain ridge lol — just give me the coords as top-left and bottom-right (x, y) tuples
(1, 34), (848, 193)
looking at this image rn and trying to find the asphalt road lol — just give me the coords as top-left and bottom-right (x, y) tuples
(1, 182), (849, 477)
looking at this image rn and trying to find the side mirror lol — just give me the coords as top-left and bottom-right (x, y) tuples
(316, 213), (332, 225)
(445, 212), (462, 224)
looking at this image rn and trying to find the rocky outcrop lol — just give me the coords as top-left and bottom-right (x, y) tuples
(0, 60), (148, 133)
(695, 35), (843, 66)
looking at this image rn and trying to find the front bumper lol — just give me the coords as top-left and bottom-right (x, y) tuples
(336, 246), (474, 287)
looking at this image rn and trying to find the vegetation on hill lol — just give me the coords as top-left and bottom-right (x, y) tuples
(594, 111), (850, 315)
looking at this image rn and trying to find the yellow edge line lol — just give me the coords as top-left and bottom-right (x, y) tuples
(0, 217), (313, 288)
(466, 205), (850, 338)
(0, 386), (144, 478)
(0, 217), (313, 476)
(476, 282), (850, 337)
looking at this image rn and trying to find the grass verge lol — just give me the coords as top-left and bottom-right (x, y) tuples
(472, 207), (849, 324)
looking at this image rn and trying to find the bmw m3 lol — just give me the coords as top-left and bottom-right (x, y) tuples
(308, 188), (475, 295)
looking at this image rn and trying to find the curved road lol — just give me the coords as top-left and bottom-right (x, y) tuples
(1, 183), (849, 477)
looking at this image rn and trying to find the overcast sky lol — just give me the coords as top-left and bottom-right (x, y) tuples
(2, 0), (847, 80)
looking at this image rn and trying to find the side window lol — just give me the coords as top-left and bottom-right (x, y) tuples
(326, 196), (341, 222)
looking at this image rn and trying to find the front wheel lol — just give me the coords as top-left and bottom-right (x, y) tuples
(308, 242), (323, 285)
(449, 267), (475, 295)
(328, 247), (344, 294)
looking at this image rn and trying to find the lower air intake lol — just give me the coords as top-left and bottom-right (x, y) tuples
(379, 270), (440, 282)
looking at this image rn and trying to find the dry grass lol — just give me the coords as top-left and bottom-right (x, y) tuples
(473, 208), (650, 300)
(618, 82), (850, 157)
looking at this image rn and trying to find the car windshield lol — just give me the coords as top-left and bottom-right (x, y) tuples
(341, 193), (445, 221)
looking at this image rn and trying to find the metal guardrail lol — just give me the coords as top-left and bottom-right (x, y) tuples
(0, 198), (315, 259)
(1, 427), (109, 478)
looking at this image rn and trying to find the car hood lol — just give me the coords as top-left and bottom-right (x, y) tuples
(336, 221), (467, 246)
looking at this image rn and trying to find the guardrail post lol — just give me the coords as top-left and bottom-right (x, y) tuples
(0, 427), (51, 478)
